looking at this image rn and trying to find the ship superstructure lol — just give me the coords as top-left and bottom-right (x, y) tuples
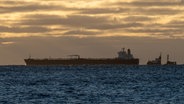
(118, 48), (134, 59)
(147, 54), (177, 65)
(147, 54), (162, 65)
(165, 54), (177, 65)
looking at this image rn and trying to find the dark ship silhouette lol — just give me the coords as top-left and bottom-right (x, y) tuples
(147, 54), (162, 65)
(165, 54), (177, 65)
(147, 54), (176, 65)
(24, 48), (139, 66)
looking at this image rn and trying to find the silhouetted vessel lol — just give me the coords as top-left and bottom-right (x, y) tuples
(165, 54), (177, 65)
(24, 48), (139, 66)
(147, 54), (177, 65)
(147, 54), (162, 65)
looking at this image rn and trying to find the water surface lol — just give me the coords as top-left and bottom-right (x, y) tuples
(0, 65), (184, 104)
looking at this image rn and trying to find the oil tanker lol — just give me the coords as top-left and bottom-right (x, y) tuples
(24, 48), (139, 66)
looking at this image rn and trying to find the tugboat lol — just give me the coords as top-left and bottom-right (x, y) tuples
(165, 54), (176, 65)
(24, 48), (139, 66)
(147, 54), (162, 65)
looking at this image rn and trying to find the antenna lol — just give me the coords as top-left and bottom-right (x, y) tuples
(122, 48), (125, 51)
(159, 52), (162, 64)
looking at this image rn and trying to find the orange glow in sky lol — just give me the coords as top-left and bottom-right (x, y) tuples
(0, 0), (184, 65)
(0, 0), (183, 39)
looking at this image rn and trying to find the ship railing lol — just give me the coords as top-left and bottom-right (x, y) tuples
(27, 58), (119, 60)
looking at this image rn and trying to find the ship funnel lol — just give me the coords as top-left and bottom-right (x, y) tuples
(128, 49), (131, 55)
(167, 54), (169, 62)
(159, 53), (162, 60)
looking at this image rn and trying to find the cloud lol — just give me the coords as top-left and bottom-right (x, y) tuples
(0, 1), (71, 14)
(108, 1), (184, 16)
(123, 16), (154, 22)
(19, 15), (108, 27)
(80, 8), (130, 14)
(113, 1), (184, 7)
(0, 26), (50, 33)
(18, 14), (144, 30)
(1, 41), (15, 45)
(168, 20), (184, 26)
(90, 22), (143, 30)
(125, 25), (184, 38)
(126, 28), (183, 34)
(63, 29), (101, 35)
(135, 8), (182, 15)
(0, 0), (184, 39)
(12, 12), (184, 38)
(79, 1), (183, 15)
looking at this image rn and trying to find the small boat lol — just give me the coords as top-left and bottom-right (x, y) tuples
(165, 54), (176, 65)
(147, 54), (162, 65)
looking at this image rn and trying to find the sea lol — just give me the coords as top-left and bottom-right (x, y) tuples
(0, 65), (184, 104)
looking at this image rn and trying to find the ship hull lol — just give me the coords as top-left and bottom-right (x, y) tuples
(24, 58), (139, 66)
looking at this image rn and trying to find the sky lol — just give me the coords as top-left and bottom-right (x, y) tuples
(0, 0), (184, 65)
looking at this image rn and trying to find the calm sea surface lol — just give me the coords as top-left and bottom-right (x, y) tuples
(0, 65), (184, 104)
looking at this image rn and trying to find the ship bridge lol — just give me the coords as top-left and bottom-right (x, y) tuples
(68, 55), (80, 59)
(118, 48), (134, 59)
